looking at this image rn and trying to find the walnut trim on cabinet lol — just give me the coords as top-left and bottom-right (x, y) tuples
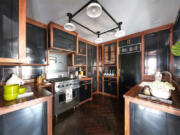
(0, 0), (26, 64)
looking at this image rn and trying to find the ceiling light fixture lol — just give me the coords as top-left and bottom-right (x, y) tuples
(64, 0), (125, 43)
(115, 22), (125, 37)
(95, 31), (103, 43)
(86, 2), (102, 18)
(64, 13), (76, 31)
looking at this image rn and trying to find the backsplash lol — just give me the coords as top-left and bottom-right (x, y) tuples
(0, 66), (19, 82)
(21, 66), (45, 80)
(46, 53), (68, 78)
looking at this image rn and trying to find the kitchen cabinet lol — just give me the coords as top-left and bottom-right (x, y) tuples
(87, 44), (97, 67)
(67, 54), (86, 66)
(173, 10), (180, 77)
(0, 103), (47, 135)
(103, 42), (117, 65)
(104, 78), (117, 96)
(87, 67), (97, 92)
(78, 41), (86, 55)
(144, 29), (170, 75)
(26, 18), (48, 65)
(49, 22), (77, 53)
(79, 79), (92, 103)
(130, 103), (180, 135)
(0, 0), (26, 63)
(119, 37), (142, 98)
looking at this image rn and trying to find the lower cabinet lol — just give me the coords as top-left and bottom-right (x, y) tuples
(104, 78), (117, 96)
(130, 103), (180, 135)
(79, 80), (92, 102)
(0, 103), (47, 135)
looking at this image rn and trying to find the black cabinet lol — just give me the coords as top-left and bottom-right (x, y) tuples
(0, 0), (26, 63)
(144, 30), (170, 75)
(79, 80), (92, 102)
(173, 10), (180, 77)
(104, 78), (117, 96)
(74, 54), (86, 65)
(49, 22), (77, 53)
(104, 43), (117, 65)
(0, 103), (47, 135)
(130, 103), (180, 135)
(87, 44), (97, 67)
(99, 46), (103, 66)
(67, 54), (86, 66)
(78, 41), (86, 55)
(87, 67), (97, 92)
(26, 22), (47, 65)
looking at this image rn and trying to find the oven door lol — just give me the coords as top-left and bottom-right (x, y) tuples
(54, 87), (79, 116)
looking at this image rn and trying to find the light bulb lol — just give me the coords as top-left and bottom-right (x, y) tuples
(64, 23), (76, 31)
(95, 37), (103, 43)
(115, 30), (125, 37)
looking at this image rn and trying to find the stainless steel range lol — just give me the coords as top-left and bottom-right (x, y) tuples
(46, 77), (80, 118)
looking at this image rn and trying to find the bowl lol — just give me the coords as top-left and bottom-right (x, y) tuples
(18, 86), (26, 94)
(3, 84), (19, 95)
(3, 93), (18, 101)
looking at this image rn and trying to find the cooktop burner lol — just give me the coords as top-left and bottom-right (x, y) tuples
(46, 77), (75, 83)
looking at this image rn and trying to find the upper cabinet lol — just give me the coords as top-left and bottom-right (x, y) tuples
(49, 22), (78, 54)
(0, 0), (26, 63)
(144, 29), (170, 75)
(25, 18), (48, 65)
(78, 40), (86, 55)
(103, 42), (117, 65)
(87, 44), (97, 67)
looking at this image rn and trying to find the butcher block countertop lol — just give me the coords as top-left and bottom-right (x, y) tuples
(124, 81), (180, 116)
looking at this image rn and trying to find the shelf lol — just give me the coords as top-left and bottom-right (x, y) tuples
(68, 65), (87, 67)
(103, 65), (117, 67)
(75, 53), (87, 56)
(103, 76), (118, 79)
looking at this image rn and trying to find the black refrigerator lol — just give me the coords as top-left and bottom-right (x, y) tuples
(119, 51), (141, 99)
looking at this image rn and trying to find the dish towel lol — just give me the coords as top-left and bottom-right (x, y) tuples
(66, 88), (73, 103)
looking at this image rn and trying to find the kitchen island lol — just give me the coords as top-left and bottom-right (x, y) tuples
(124, 81), (180, 135)
(0, 86), (53, 135)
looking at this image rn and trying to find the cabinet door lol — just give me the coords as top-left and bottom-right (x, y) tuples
(104, 43), (116, 65)
(74, 55), (86, 65)
(173, 10), (180, 77)
(0, 0), (26, 63)
(144, 30), (170, 75)
(104, 78), (117, 96)
(52, 27), (76, 52)
(87, 44), (97, 67)
(78, 41), (86, 55)
(87, 67), (97, 92)
(80, 81), (91, 102)
(26, 22), (47, 65)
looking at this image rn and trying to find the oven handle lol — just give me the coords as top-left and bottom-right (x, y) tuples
(55, 86), (80, 94)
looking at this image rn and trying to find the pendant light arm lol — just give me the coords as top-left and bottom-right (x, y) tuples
(71, 0), (93, 18)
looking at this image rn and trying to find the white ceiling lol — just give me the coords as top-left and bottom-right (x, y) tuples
(27, 0), (180, 43)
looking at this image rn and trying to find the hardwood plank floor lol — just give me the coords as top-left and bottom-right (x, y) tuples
(54, 95), (124, 135)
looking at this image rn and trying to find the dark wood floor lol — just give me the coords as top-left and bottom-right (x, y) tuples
(54, 95), (124, 135)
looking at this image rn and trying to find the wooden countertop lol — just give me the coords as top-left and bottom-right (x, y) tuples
(124, 82), (180, 116)
(0, 85), (53, 115)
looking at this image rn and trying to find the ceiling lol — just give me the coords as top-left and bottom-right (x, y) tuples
(26, 0), (180, 43)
